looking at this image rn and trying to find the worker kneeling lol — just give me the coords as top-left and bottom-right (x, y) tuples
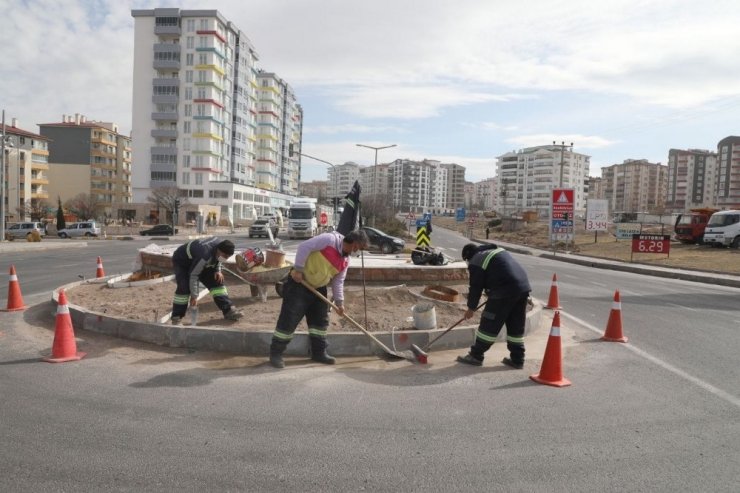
(170, 237), (243, 325)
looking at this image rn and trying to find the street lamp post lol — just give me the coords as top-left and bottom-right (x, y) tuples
(355, 143), (396, 224)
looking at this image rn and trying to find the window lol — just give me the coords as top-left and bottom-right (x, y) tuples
(185, 70), (193, 82)
(186, 53), (193, 66)
(186, 19), (195, 32)
(195, 173), (203, 185)
(182, 172), (190, 184)
(186, 36), (194, 49)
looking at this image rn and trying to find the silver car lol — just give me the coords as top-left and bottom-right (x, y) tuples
(57, 221), (101, 238)
(4, 221), (47, 240)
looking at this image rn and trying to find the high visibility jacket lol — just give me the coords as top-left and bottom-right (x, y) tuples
(466, 244), (531, 309)
(172, 236), (223, 295)
(293, 231), (350, 305)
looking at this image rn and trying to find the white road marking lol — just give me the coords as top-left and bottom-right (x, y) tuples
(666, 302), (698, 312)
(561, 311), (740, 409)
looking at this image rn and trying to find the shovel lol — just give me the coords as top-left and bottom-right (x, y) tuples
(300, 280), (415, 361)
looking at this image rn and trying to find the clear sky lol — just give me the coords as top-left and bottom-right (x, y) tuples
(3, 0), (739, 183)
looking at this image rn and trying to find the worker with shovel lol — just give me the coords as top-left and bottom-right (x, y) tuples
(456, 243), (531, 369)
(269, 230), (369, 369)
(170, 237), (244, 325)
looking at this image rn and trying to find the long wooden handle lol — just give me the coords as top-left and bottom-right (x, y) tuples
(422, 301), (486, 351)
(300, 280), (396, 354)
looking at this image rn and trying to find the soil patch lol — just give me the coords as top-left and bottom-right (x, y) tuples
(65, 280), (470, 333)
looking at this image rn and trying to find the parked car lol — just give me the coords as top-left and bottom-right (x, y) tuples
(4, 221), (47, 240)
(249, 219), (279, 239)
(140, 224), (177, 236)
(57, 221), (101, 238)
(361, 226), (405, 254)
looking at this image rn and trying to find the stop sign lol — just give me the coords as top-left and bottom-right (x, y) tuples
(320, 212), (328, 225)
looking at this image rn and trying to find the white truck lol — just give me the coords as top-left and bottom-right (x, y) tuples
(702, 210), (740, 248)
(288, 200), (318, 239)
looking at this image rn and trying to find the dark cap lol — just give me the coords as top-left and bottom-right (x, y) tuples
(461, 243), (478, 261)
(217, 239), (235, 257)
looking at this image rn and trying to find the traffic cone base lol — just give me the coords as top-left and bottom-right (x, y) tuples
(602, 290), (628, 343)
(530, 312), (571, 387)
(2, 265), (27, 311)
(545, 273), (561, 310)
(43, 289), (86, 364)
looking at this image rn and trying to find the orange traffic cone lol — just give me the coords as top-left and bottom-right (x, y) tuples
(43, 289), (86, 363)
(2, 265), (27, 312)
(95, 256), (105, 278)
(601, 290), (628, 342)
(545, 273), (561, 309)
(530, 311), (571, 387)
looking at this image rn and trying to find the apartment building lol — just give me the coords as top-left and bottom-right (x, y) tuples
(665, 149), (717, 212)
(39, 115), (132, 217)
(474, 177), (497, 210)
(1, 119), (50, 222)
(131, 8), (301, 224)
(496, 144), (590, 216)
(327, 161), (360, 201)
(716, 136), (740, 209)
(601, 159), (667, 214)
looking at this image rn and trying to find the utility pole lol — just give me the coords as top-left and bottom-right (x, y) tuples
(553, 141), (574, 188)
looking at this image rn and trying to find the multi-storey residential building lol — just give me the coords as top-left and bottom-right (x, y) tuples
(327, 162), (360, 201)
(587, 176), (606, 203)
(256, 71), (302, 193)
(496, 144), (590, 216)
(358, 163), (392, 206)
(131, 8), (301, 224)
(475, 177), (497, 210)
(601, 159), (667, 214)
(1, 119), (50, 222)
(665, 149), (717, 212)
(39, 115), (132, 217)
(389, 159), (432, 212)
(39, 116), (131, 211)
(442, 163), (466, 210)
(716, 136), (740, 209)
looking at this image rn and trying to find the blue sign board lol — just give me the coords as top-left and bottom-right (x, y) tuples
(455, 208), (466, 222)
(416, 219), (427, 228)
(422, 212), (432, 222)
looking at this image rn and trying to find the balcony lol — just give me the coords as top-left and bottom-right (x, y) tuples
(151, 111), (178, 121)
(152, 94), (179, 105)
(151, 128), (178, 138)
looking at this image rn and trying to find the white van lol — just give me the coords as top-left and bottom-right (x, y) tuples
(703, 210), (740, 248)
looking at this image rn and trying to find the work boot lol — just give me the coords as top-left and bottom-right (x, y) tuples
(269, 352), (285, 369)
(456, 353), (483, 366)
(224, 308), (244, 321)
(171, 316), (183, 325)
(310, 351), (336, 365)
(502, 357), (524, 369)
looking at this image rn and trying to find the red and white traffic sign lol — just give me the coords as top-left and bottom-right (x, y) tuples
(320, 212), (328, 225)
(407, 212), (415, 220)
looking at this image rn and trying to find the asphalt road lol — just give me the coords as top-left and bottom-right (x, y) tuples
(1, 232), (739, 492)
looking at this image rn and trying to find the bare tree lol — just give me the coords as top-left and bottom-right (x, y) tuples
(147, 186), (187, 224)
(63, 193), (105, 221)
(16, 199), (52, 221)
